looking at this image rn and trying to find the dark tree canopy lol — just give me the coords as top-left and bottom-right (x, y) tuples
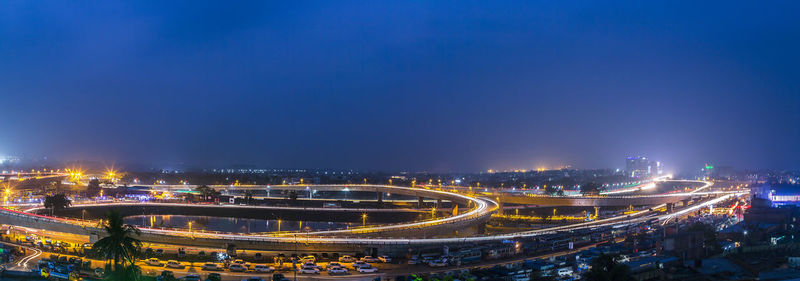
(586, 254), (633, 281)
(43, 193), (71, 211)
(580, 182), (605, 195)
(86, 179), (102, 198)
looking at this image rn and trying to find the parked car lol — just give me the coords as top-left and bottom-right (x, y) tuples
(146, 258), (164, 266)
(253, 265), (275, 273)
(325, 262), (344, 270)
(228, 264), (247, 272)
(351, 261), (370, 269)
(166, 260), (184, 269)
(202, 263), (222, 271)
(241, 278), (264, 281)
(338, 255), (356, 263)
(407, 257), (420, 265)
(182, 274), (201, 281)
(232, 259), (251, 268)
(360, 256), (379, 263)
(428, 260), (447, 267)
(301, 261), (320, 269)
(300, 256), (316, 263)
(156, 270), (174, 281)
(327, 265), (348, 275)
(378, 255), (392, 263)
(357, 265), (379, 273)
(557, 267), (574, 277)
(205, 273), (222, 281)
(298, 266), (319, 274)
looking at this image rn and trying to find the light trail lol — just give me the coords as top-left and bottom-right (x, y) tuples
(0, 180), (725, 246)
(0, 240), (43, 270)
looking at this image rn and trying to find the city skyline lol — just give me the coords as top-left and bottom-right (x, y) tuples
(2, 1), (799, 172)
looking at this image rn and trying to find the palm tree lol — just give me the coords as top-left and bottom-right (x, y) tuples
(92, 210), (142, 280)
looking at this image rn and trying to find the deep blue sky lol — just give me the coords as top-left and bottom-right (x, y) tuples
(1, 1), (799, 172)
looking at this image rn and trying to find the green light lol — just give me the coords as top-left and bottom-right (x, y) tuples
(705, 165), (714, 170)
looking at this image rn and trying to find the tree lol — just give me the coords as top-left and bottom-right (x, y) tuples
(92, 210), (142, 280)
(194, 185), (216, 202)
(544, 185), (559, 196)
(287, 190), (298, 204)
(104, 264), (142, 281)
(43, 193), (71, 214)
(244, 190), (254, 205)
(580, 182), (604, 195)
(585, 254), (633, 281)
(87, 179), (102, 198)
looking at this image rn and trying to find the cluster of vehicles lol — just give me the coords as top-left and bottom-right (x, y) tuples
(143, 254), (386, 278)
(37, 254), (104, 280)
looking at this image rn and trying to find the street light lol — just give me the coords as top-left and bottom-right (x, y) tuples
(362, 213), (367, 225)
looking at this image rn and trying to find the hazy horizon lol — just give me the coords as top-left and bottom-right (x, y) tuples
(2, 1), (799, 172)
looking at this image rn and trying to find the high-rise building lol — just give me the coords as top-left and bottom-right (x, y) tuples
(625, 156), (661, 178)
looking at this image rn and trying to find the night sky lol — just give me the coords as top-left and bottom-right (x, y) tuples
(1, 1), (799, 172)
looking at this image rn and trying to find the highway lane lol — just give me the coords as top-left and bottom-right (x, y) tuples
(0, 180), (724, 247)
(0, 179), (742, 281)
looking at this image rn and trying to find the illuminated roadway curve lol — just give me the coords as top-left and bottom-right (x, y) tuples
(0, 180), (736, 247)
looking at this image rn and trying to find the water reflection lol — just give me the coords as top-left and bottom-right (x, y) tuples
(124, 215), (368, 233)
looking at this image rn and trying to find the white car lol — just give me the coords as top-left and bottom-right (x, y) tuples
(357, 265), (378, 273)
(557, 267), (573, 277)
(338, 255), (356, 263)
(145, 258), (163, 266)
(228, 264), (247, 272)
(253, 264), (275, 273)
(165, 260), (184, 269)
(428, 260), (447, 267)
(378, 255), (392, 263)
(298, 266), (319, 274)
(182, 274), (201, 281)
(351, 261), (370, 269)
(407, 257), (420, 265)
(361, 256), (379, 263)
(301, 261), (319, 268)
(327, 266), (348, 275)
(326, 262), (344, 270)
(201, 263), (222, 271)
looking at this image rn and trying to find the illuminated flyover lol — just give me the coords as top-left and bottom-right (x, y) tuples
(493, 179), (717, 207)
(0, 180), (736, 254)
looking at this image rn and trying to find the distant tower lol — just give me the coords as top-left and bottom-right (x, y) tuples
(625, 156), (660, 178)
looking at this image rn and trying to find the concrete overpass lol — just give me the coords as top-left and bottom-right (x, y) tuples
(493, 180), (718, 208)
(0, 180), (735, 254)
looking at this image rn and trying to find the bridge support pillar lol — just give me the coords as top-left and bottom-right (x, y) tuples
(436, 199), (442, 209)
(418, 197), (424, 208)
(377, 192), (383, 204)
(682, 199), (690, 207)
(667, 203), (674, 213)
(497, 198), (504, 215)
(594, 206), (600, 218)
